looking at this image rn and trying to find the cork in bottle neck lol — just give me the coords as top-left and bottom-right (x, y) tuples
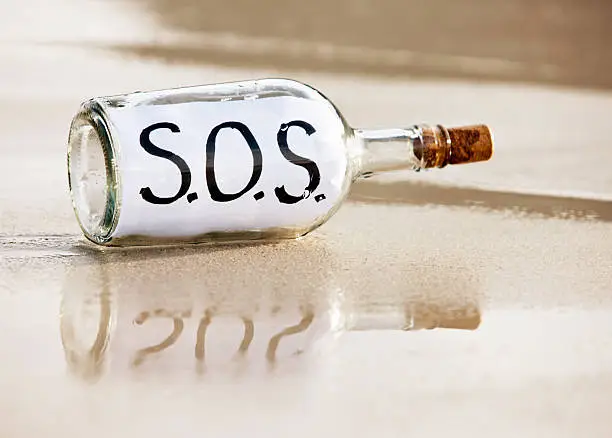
(413, 124), (493, 169)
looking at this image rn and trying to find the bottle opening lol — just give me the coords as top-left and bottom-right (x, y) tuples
(68, 109), (117, 244)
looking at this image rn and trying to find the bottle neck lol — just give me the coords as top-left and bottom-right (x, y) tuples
(352, 123), (495, 179)
(353, 124), (452, 178)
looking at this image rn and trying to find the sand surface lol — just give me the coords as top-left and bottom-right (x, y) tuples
(0, 1), (611, 437)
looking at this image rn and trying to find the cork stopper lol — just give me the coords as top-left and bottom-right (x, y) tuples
(413, 124), (493, 168)
(447, 125), (494, 165)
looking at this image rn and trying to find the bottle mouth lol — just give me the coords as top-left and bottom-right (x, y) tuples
(67, 105), (118, 244)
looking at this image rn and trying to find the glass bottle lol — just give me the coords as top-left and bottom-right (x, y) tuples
(67, 78), (493, 246)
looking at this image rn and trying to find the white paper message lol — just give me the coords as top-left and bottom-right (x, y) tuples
(105, 95), (348, 238)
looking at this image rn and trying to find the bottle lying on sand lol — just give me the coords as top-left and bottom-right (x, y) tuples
(67, 78), (493, 246)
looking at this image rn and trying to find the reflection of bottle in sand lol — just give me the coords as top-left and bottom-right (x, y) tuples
(59, 240), (342, 381)
(60, 262), (113, 382)
(60, 242), (482, 382)
(336, 253), (483, 332)
(343, 302), (481, 332)
(67, 78), (494, 246)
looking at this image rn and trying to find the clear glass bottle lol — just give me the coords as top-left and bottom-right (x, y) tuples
(68, 78), (493, 246)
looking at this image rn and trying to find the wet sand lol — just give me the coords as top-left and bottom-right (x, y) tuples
(350, 180), (612, 222)
(1, 0), (612, 437)
(123, 0), (612, 90)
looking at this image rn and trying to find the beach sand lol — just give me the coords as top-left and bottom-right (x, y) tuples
(0, 0), (611, 437)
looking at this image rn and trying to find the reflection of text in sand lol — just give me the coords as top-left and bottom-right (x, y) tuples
(60, 240), (482, 381)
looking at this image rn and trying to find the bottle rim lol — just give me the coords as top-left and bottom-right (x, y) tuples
(67, 102), (120, 245)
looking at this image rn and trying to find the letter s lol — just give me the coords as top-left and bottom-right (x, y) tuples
(274, 121), (321, 204)
(139, 122), (191, 205)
